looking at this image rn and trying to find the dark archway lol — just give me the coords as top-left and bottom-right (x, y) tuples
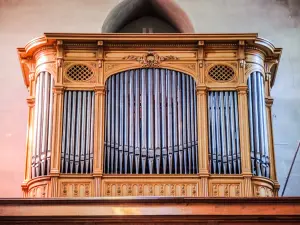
(102, 0), (194, 33)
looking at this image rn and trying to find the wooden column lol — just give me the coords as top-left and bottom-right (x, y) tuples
(237, 86), (252, 196)
(93, 41), (104, 197)
(21, 61), (36, 197)
(50, 86), (64, 174)
(265, 61), (279, 195)
(50, 40), (64, 177)
(196, 41), (209, 197)
(196, 86), (209, 197)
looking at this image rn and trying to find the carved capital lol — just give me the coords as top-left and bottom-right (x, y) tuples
(94, 86), (105, 94)
(98, 60), (102, 68)
(265, 97), (274, 107)
(53, 86), (64, 94)
(236, 85), (248, 93)
(199, 60), (204, 68)
(196, 85), (207, 94)
(26, 96), (35, 107)
(57, 58), (64, 68)
(264, 59), (278, 79)
(21, 58), (36, 74)
(239, 59), (245, 68)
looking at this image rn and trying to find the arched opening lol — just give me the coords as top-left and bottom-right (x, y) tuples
(104, 68), (198, 174)
(102, 0), (194, 33)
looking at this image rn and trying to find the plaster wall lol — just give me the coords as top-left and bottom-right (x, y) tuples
(0, 0), (299, 196)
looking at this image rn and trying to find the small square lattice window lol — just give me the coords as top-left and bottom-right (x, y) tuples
(66, 64), (93, 81)
(208, 65), (235, 82)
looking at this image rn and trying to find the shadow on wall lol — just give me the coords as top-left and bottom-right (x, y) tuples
(277, 0), (300, 17)
(101, 0), (195, 33)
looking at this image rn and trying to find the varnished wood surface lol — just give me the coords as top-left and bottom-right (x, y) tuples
(0, 197), (300, 224)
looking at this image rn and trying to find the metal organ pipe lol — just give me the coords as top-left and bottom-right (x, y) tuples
(208, 91), (241, 174)
(60, 91), (95, 174)
(248, 72), (270, 178)
(31, 72), (53, 178)
(104, 68), (198, 174)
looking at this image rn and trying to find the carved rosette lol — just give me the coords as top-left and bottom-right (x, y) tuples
(123, 51), (178, 68)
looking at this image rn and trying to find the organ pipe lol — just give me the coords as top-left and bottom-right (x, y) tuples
(248, 72), (270, 178)
(31, 72), (53, 178)
(104, 69), (198, 174)
(60, 91), (95, 174)
(208, 91), (241, 174)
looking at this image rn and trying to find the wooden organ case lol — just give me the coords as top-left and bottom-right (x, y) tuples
(18, 33), (282, 198)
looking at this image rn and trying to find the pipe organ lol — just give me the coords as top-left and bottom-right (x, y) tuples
(18, 33), (281, 198)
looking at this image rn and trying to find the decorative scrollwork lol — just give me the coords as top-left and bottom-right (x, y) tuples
(123, 51), (178, 67)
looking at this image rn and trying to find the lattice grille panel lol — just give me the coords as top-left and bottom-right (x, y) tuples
(66, 65), (93, 81)
(208, 65), (235, 81)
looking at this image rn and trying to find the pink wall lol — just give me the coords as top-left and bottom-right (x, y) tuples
(0, 0), (299, 197)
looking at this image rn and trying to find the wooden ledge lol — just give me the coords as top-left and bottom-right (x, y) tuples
(0, 197), (300, 224)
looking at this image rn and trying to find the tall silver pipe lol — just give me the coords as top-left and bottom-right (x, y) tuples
(167, 70), (173, 174)
(119, 73), (124, 174)
(110, 76), (115, 174)
(161, 69), (167, 174)
(182, 74), (187, 174)
(219, 92), (226, 174)
(248, 76), (255, 175)
(64, 91), (72, 173)
(215, 92), (222, 174)
(141, 69), (147, 174)
(154, 69), (161, 174)
(61, 91), (68, 173)
(74, 91), (82, 174)
(85, 91), (92, 173)
(210, 92), (217, 173)
(260, 73), (270, 177)
(124, 71), (129, 174)
(41, 73), (49, 176)
(134, 70), (140, 174)
(233, 91), (241, 173)
(32, 75), (40, 177)
(47, 75), (53, 174)
(252, 74), (262, 176)
(35, 72), (45, 177)
(172, 71), (178, 174)
(148, 69), (154, 174)
(257, 72), (266, 176)
(80, 91), (87, 173)
(177, 73), (183, 174)
(129, 71), (135, 174)
(115, 74), (120, 173)
(69, 91), (77, 174)
(229, 92), (237, 174)
(224, 92), (232, 174)
(89, 92), (95, 173)
(193, 81), (198, 173)
(186, 75), (192, 174)
(190, 76), (196, 173)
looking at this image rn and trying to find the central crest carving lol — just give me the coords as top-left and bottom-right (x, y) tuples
(123, 51), (178, 67)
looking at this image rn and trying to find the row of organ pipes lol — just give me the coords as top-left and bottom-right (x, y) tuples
(30, 69), (270, 178)
(61, 91), (95, 174)
(31, 72), (53, 178)
(104, 69), (198, 174)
